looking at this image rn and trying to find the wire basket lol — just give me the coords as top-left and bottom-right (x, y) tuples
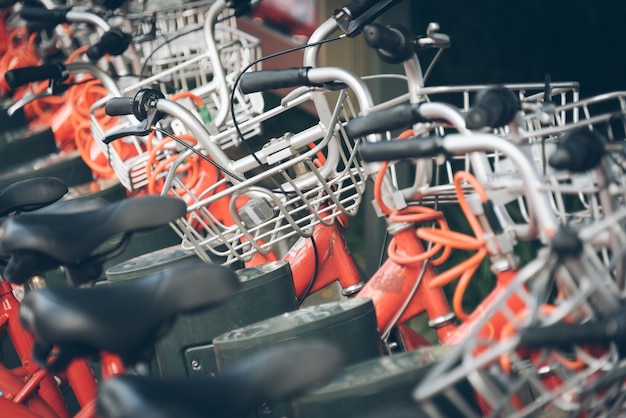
(499, 91), (626, 227)
(413, 231), (626, 418)
(162, 87), (368, 265)
(381, 81), (582, 207)
(379, 84), (626, 236)
(90, 1), (264, 192)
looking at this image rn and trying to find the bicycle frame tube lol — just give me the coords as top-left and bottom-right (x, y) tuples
(0, 389), (50, 418)
(356, 228), (458, 343)
(444, 269), (522, 346)
(65, 360), (98, 408)
(0, 280), (70, 418)
(1, 278), (100, 416)
(284, 222), (363, 300)
(0, 365), (59, 418)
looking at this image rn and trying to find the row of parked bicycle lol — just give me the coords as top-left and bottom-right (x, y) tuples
(2, 0), (626, 417)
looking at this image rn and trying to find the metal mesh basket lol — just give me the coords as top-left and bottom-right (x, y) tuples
(381, 84), (626, 234)
(90, 1), (264, 191)
(381, 82), (581, 207)
(163, 87), (368, 265)
(413, 228), (626, 418)
(502, 91), (626, 226)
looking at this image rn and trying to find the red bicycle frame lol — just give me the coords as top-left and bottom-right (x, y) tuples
(0, 277), (126, 418)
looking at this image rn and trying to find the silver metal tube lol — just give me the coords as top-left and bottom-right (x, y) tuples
(156, 99), (235, 176)
(66, 63), (122, 96)
(443, 133), (559, 241)
(306, 67), (374, 115)
(203, 0), (231, 128)
(66, 11), (111, 32)
(303, 18), (339, 68)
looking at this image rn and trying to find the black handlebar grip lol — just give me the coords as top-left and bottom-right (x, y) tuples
(345, 103), (428, 138)
(363, 23), (414, 64)
(86, 29), (132, 61)
(0, 0), (19, 9)
(239, 68), (315, 94)
(20, 6), (68, 25)
(91, 0), (127, 10)
(4, 63), (67, 89)
(342, 0), (381, 18)
(359, 137), (446, 162)
(519, 311), (626, 349)
(550, 227), (583, 258)
(105, 97), (134, 117)
(548, 128), (606, 173)
(363, 22), (401, 51)
(465, 86), (519, 129)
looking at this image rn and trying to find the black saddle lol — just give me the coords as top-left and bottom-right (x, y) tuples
(0, 177), (67, 216)
(0, 195), (186, 284)
(20, 260), (241, 369)
(97, 341), (344, 418)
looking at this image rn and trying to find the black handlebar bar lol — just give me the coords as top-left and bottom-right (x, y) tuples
(342, 0), (382, 18)
(104, 97), (134, 117)
(239, 68), (320, 94)
(4, 63), (68, 89)
(20, 6), (68, 25)
(103, 89), (166, 143)
(86, 28), (132, 61)
(345, 102), (430, 138)
(363, 23), (415, 64)
(465, 86), (519, 129)
(359, 136), (447, 162)
(519, 310), (626, 350)
(548, 128), (606, 173)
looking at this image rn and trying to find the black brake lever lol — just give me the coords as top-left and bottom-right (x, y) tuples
(7, 78), (71, 117)
(102, 89), (166, 144)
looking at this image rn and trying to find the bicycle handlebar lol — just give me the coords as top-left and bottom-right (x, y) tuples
(20, 6), (111, 32)
(104, 97), (135, 117)
(86, 28), (132, 61)
(465, 86), (519, 129)
(548, 128), (606, 173)
(519, 310), (626, 349)
(360, 128), (559, 239)
(360, 136), (446, 161)
(20, 6), (68, 25)
(363, 23), (415, 64)
(342, 0), (383, 18)
(344, 102), (430, 138)
(239, 68), (319, 94)
(4, 63), (68, 89)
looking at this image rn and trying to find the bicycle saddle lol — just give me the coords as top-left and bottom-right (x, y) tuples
(19, 260), (241, 368)
(0, 195), (186, 284)
(97, 341), (344, 418)
(0, 177), (67, 217)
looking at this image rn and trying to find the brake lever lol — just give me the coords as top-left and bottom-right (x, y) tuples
(102, 89), (166, 144)
(7, 80), (70, 117)
(415, 22), (450, 50)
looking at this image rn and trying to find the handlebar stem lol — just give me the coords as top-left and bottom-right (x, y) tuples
(202, 0), (231, 128)
(66, 10), (111, 32)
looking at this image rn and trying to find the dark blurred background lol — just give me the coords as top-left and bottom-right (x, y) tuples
(406, 0), (626, 98)
(253, 0), (626, 97)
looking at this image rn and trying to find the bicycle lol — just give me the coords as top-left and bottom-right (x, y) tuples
(0, 183), (344, 418)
